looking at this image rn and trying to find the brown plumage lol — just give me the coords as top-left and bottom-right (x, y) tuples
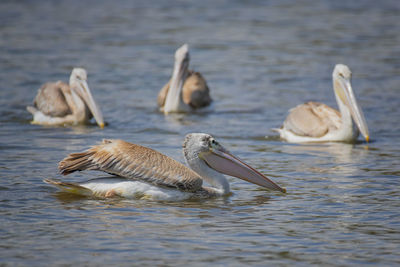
(33, 81), (75, 117)
(283, 101), (342, 137)
(158, 70), (212, 109)
(58, 139), (203, 192)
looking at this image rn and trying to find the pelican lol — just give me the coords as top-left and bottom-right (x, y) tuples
(275, 64), (369, 143)
(27, 68), (104, 128)
(44, 133), (285, 201)
(158, 44), (212, 114)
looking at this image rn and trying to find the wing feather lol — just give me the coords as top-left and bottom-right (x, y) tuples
(158, 71), (212, 109)
(34, 81), (72, 117)
(283, 102), (341, 137)
(157, 80), (170, 108)
(182, 71), (212, 109)
(58, 139), (203, 192)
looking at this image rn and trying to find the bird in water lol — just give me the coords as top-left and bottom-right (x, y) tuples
(44, 133), (285, 201)
(275, 64), (369, 143)
(157, 44), (212, 114)
(27, 68), (104, 128)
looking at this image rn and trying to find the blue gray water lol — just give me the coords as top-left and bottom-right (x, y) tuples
(1, 0), (399, 266)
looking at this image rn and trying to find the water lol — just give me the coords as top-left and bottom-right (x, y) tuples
(1, 0), (399, 265)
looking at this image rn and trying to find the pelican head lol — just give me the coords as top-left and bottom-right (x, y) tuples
(183, 133), (286, 193)
(333, 64), (369, 142)
(163, 44), (191, 114)
(69, 68), (104, 128)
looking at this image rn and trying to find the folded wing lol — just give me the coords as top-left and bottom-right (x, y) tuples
(283, 102), (341, 137)
(157, 71), (212, 109)
(33, 81), (72, 117)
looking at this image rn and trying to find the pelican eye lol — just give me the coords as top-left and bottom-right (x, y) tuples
(210, 139), (219, 147)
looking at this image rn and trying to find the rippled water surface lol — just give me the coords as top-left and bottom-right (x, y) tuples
(1, 0), (400, 266)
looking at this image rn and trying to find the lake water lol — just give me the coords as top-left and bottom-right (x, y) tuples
(1, 0), (399, 266)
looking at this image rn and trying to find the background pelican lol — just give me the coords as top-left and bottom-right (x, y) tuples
(158, 44), (212, 114)
(44, 133), (285, 201)
(27, 68), (104, 128)
(275, 64), (369, 143)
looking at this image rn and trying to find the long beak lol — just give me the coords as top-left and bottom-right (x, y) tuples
(79, 80), (105, 128)
(339, 77), (369, 142)
(201, 148), (286, 193)
(163, 44), (190, 114)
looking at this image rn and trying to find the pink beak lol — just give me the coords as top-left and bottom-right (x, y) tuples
(202, 148), (286, 193)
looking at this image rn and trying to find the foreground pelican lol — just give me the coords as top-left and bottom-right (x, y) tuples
(27, 68), (104, 128)
(44, 133), (285, 200)
(158, 44), (212, 114)
(275, 64), (369, 143)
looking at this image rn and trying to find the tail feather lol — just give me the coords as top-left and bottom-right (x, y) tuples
(58, 151), (97, 175)
(43, 179), (92, 196)
(58, 139), (115, 176)
(26, 106), (38, 115)
(271, 127), (282, 133)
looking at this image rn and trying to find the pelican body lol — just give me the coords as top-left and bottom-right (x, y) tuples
(158, 44), (212, 114)
(44, 133), (285, 201)
(27, 68), (104, 128)
(275, 64), (369, 143)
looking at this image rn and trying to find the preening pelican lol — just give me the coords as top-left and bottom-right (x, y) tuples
(275, 64), (369, 143)
(27, 68), (104, 128)
(158, 44), (212, 114)
(44, 133), (285, 201)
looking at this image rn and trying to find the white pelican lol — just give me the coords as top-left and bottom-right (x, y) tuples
(27, 68), (104, 128)
(275, 64), (369, 143)
(158, 44), (212, 114)
(44, 133), (285, 201)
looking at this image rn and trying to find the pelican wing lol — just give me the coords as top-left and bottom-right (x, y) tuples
(34, 81), (72, 117)
(182, 71), (212, 109)
(157, 80), (170, 108)
(283, 102), (341, 137)
(58, 139), (203, 192)
(158, 71), (212, 109)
